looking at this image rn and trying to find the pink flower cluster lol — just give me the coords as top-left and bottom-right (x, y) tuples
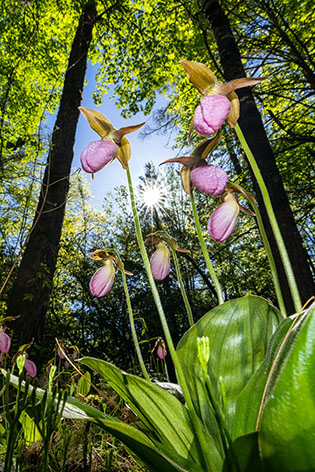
(190, 163), (240, 242)
(191, 96), (241, 242)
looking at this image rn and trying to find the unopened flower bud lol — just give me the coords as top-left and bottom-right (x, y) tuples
(80, 140), (118, 173)
(191, 164), (227, 196)
(197, 336), (210, 375)
(194, 95), (231, 137)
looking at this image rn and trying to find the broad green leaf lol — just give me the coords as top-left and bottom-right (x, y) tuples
(97, 419), (204, 472)
(223, 432), (263, 471)
(177, 295), (283, 435)
(233, 317), (293, 438)
(19, 410), (42, 444)
(258, 302), (315, 470)
(79, 357), (215, 466)
(2, 370), (202, 471)
(1, 369), (115, 422)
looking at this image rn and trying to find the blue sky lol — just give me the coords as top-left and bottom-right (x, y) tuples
(47, 63), (182, 208)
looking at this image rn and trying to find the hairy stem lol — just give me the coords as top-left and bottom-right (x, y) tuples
(115, 251), (150, 381)
(126, 165), (217, 471)
(170, 246), (194, 326)
(235, 123), (301, 312)
(190, 191), (224, 305)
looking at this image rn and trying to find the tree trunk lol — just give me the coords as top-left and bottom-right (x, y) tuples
(7, 0), (97, 345)
(198, 0), (314, 313)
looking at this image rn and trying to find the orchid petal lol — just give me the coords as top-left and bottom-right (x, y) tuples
(208, 194), (240, 242)
(157, 344), (167, 360)
(194, 95), (231, 137)
(191, 164), (228, 196)
(24, 359), (37, 378)
(80, 140), (118, 174)
(90, 260), (115, 297)
(150, 243), (171, 281)
(0, 331), (10, 353)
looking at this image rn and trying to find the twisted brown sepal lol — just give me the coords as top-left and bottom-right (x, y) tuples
(113, 122), (145, 169)
(159, 155), (201, 168)
(79, 107), (145, 169)
(79, 107), (113, 138)
(218, 77), (269, 96)
(180, 61), (268, 128)
(113, 122), (146, 143)
(227, 184), (256, 216)
(180, 60), (218, 95)
(220, 78), (268, 128)
(159, 133), (220, 167)
(0, 316), (19, 324)
(146, 232), (189, 253)
(91, 250), (133, 275)
(171, 239), (190, 253)
(193, 133), (221, 158)
(181, 166), (192, 195)
(145, 234), (161, 246)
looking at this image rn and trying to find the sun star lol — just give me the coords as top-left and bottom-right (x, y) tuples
(142, 186), (163, 208)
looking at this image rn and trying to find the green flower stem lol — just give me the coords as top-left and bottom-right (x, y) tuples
(190, 191), (224, 305)
(235, 123), (302, 312)
(170, 246), (194, 327)
(115, 252), (150, 381)
(126, 165), (216, 471)
(231, 184), (287, 316)
(248, 198), (287, 316)
(205, 376), (239, 472)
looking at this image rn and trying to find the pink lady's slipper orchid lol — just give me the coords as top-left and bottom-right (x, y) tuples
(180, 60), (267, 140)
(90, 259), (116, 297)
(150, 242), (171, 281)
(160, 136), (222, 195)
(24, 359), (37, 378)
(80, 140), (119, 174)
(0, 329), (10, 354)
(208, 192), (240, 242)
(79, 107), (145, 173)
(89, 249), (132, 298)
(57, 345), (66, 359)
(146, 232), (189, 281)
(157, 339), (167, 360)
(194, 95), (231, 137)
(191, 163), (228, 196)
(152, 338), (167, 360)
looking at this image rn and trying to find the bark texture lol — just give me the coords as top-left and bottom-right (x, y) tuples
(7, 1), (97, 345)
(199, 0), (314, 313)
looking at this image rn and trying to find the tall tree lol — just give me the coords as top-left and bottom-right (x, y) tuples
(6, 0), (97, 345)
